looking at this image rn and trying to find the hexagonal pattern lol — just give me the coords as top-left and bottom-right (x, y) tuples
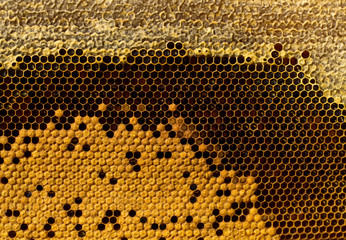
(0, 42), (345, 239)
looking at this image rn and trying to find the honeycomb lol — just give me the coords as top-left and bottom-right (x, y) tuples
(0, 0), (345, 105)
(0, 41), (345, 240)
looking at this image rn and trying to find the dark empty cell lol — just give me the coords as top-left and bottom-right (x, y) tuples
(140, 217), (147, 223)
(83, 144), (90, 151)
(183, 171), (190, 178)
(190, 197), (197, 203)
(171, 216), (178, 223)
(75, 224), (82, 231)
(98, 224), (105, 231)
(114, 210), (121, 217)
(191, 145), (199, 151)
(12, 157), (20, 164)
(165, 124), (172, 131)
(44, 224), (51, 231)
(113, 224), (120, 230)
(271, 51), (279, 58)
(167, 42), (174, 49)
(48, 217), (55, 224)
(212, 209), (220, 216)
(126, 124), (133, 131)
(67, 49), (74, 55)
(193, 190), (201, 197)
(23, 136), (31, 143)
(24, 191), (31, 197)
(212, 222), (219, 229)
(160, 223), (167, 230)
(216, 229), (223, 236)
(67, 143), (75, 151)
(64, 123), (71, 131)
(216, 190), (223, 197)
(141, 125), (149, 131)
(190, 184), (197, 190)
(224, 215), (231, 222)
(5, 209), (12, 216)
(106, 131), (114, 138)
(8, 231), (16, 238)
(102, 217), (109, 224)
(232, 215), (239, 222)
(79, 123), (86, 130)
(47, 231), (55, 238)
(153, 131), (161, 138)
(129, 210), (136, 217)
(71, 137), (79, 144)
(164, 152), (172, 158)
(76, 49), (83, 55)
(274, 43), (283, 51)
(24, 151), (31, 158)
(0, 157), (3, 164)
(151, 223), (158, 230)
(231, 202), (239, 209)
(217, 164), (224, 171)
(78, 230), (86, 237)
(224, 190), (231, 196)
(195, 151), (202, 158)
(4, 144), (11, 151)
(239, 215), (247, 222)
(302, 50), (310, 58)
(59, 48), (66, 55)
(133, 152), (141, 159)
(13, 210), (20, 217)
(239, 202), (246, 209)
(180, 138), (187, 145)
(48, 191), (55, 198)
(20, 223), (28, 230)
(197, 223), (204, 229)
(106, 210), (113, 217)
(126, 152), (133, 158)
(36, 185), (43, 191)
(224, 177), (232, 183)
(110, 178), (117, 185)
(67, 210), (74, 217)
(206, 158), (213, 165)
(133, 165), (141, 172)
(209, 165), (216, 171)
(98, 171), (106, 179)
(110, 217), (117, 224)
(186, 215), (193, 223)
(213, 171), (220, 178)
(75, 197), (82, 204)
(216, 215), (223, 222)
(129, 159), (137, 165)
(157, 152), (164, 158)
(63, 204), (71, 211)
(75, 210), (82, 217)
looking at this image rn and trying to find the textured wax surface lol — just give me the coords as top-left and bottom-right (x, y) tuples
(0, 43), (345, 239)
(0, 0), (346, 239)
(0, 0), (344, 104)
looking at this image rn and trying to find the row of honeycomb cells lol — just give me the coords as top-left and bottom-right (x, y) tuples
(0, 42), (345, 239)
